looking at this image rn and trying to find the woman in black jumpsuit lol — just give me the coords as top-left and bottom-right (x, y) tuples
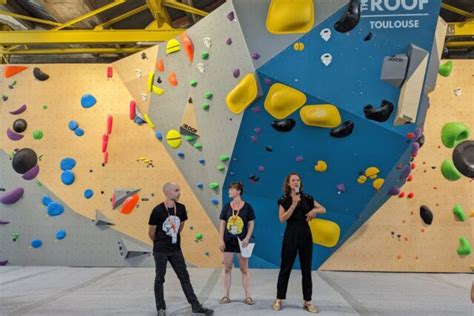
(272, 173), (326, 313)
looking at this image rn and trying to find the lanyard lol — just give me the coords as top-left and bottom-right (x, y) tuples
(164, 202), (177, 217)
(230, 200), (244, 217)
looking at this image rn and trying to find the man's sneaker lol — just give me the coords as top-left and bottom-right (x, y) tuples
(192, 306), (214, 315)
(157, 309), (166, 316)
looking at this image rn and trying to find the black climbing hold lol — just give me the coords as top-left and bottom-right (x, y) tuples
(452, 140), (474, 178)
(364, 32), (373, 41)
(334, 0), (361, 33)
(33, 67), (50, 81)
(156, 76), (162, 84)
(141, 52), (147, 60)
(271, 119), (296, 132)
(419, 205), (433, 225)
(12, 148), (37, 174)
(330, 120), (354, 138)
(141, 198), (149, 201)
(151, 193), (155, 197)
(431, 166), (436, 170)
(249, 175), (260, 182)
(89, 169), (93, 173)
(101, 191), (104, 194)
(363, 99), (394, 122)
(265, 146), (273, 152)
(416, 135), (425, 148)
(102, 163), (105, 167)
(13, 119), (27, 133)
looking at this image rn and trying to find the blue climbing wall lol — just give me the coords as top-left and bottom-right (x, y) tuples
(223, 0), (442, 269)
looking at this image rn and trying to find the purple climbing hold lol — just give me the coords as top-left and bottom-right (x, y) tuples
(336, 183), (346, 193)
(9, 104), (27, 115)
(227, 11), (235, 21)
(264, 78), (272, 85)
(0, 260), (8, 266)
(411, 142), (420, 156)
(0, 219), (10, 225)
(254, 128), (262, 134)
(258, 165), (265, 172)
(7, 128), (24, 141)
(251, 106), (261, 113)
(233, 69), (240, 78)
(22, 165), (40, 180)
(415, 128), (422, 139)
(252, 53), (260, 60)
(388, 186), (400, 196)
(226, 38), (232, 45)
(1, 187), (24, 205)
(296, 155), (304, 162)
(250, 135), (258, 143)
(399, 166), (411, 180)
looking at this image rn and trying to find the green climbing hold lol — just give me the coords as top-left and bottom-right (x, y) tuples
(12, 233), (19, 242)
(33, 130), (43, 140)
(194, 143), (203, 149)
(441, 160), (462, 181)
(204, 92), (213, 100)
(201, 51), (209, 60)
(438, 60), (453, 77)
(217, 164), (225, 171)
(42, 105), (48, 109)
(185, 135), (195, 142)
(441, 122), (470, 148)
(195, 232), (203, 240)
(201, 103), (210, 110)
(209, 182), (219, 190)
(219, 155), (230, 162)
(190, 80), (197, 87)
(453, 204), (466, 222)
(457, 237), (471, 256)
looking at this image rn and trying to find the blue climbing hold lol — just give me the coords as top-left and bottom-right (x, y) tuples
(42, 195), (53, 206)
(68, 120), (78, 131)
(198, 159), (205, 165)
(81, 94), (97, 108)
(211, 198), (219, 206)
(134, 116), (145, 124)
(31, 239), (42, 248)
(48, 202), (64, 216)
(55, 230), (67, 240)
(178, 152), (185, 159)
(61, 170), (75, 185)
(155, 131), (163, 141)
(74, 127), (84, 137)
(60, 157), (76, 170)
(197, 183), (204, 189)
(84, 189), (94, 199)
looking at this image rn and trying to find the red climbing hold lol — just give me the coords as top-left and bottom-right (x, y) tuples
(398, 192), (405, 198)
(410, 163), (416, 169)
(129, 100), (136, 120)
(107, 115), (113, 134)
(407, 175), (413, 182)
(4, 66), (28, 78)
(407, 192), (414, 199)
(406, 132), (415, 139)
(107, 66), (113, 79)
(102, 134), (109, 153)
(103, 151), (108, 164)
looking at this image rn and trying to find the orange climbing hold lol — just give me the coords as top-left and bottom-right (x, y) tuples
(120, 193), (139, 214)
(168, 72), (178, 86)
(180, 32), (194, 63)
(4, 66), (28, 78)
(157, 59), (164, 72)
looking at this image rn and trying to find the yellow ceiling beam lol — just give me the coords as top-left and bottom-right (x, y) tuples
(146, 0), (171, 27)
(446, 41), (474, 48)
(446, 21), (474, 37)
(95, 4), (148, 29)
(441, 3), (474, 19)
(1, 47), (145, 55)
(163, 0), (208, 17)
(0, 10), (62, 27)
(0, 29), (185, 45)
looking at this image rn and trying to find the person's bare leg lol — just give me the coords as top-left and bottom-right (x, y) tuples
(223, 252), (234, 298)
(238, 254), (251, 298)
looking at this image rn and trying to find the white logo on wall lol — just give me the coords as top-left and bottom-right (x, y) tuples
(360, 0), (431, 30)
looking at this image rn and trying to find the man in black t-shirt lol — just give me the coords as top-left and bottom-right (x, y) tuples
(148, 182), (213, 316)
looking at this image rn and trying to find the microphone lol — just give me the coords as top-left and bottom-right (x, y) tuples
(295, 186), (300, 195)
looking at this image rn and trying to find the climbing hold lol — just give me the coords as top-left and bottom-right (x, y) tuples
(209, 183), (219, 190)
(321, 53), (332, 66)
(129, 100), (136, 120)
(265, 146), (273, 152)
(120, 194), (139, 215)
(194, 143), (203, 150)
(61, 170), (75, 185)
(4, 65), (28, 78)
(56, 230), (67, 240)
(152, 85), (165, 95)
(166, 130), (182, 149)
(330, 120), (354, 138)
(60, 158), (76, 170)
(197, 183), (204, 189)
(364, 32), (373, 41)
(12, 148), (38, 174)
(226, 73), (258, 114)
(271, 119), (296, 132)
(399, 192), (406, 198)
(308, 218), (340, 247)
(211, 198), (219, 206)
(42, 195), (53, 206)
(457, 237), (471, 256)
(441, 159), (462, 181)
(9, 104), (27, 115)
(300, 104), (342, 128)
(266, 0), (314, 34)
(204, 92), (213, 100)
(147, 72), (154, 92)
(180, 32), (194, 63)
(201, 51), (209, 60)
(198, 159), (205, 165)
(249, 175), (260, 182)
(106, 115), (113, 134)
(407, 192), (414, 199)
(33, 67), (49, 81)
(107, 66), (113, 79)
(373, 178), (384, 191)
(195, 233), (203, 241)
(177, 152), (185, 159)
(166, 39), (181, 54)
(357, 175), (367, 184)
(84, 189), (94, 199)
(363, 100), (394, 122)
(419, 205), (433, 225)
(226, 37), (232, 45)
(12, 233), (19, 242)
(157, 59), (164, 72)
(336, 184), (345, 194)
(74, 127), (84, 137)
(81, 94), (97, 109)
(33, 130), (43, 140)
(388, 186), (400, 196)
(264, 83), (306, 119)
(68, 120), (78, 131)
(453, 204), (466, 222)
(0, 187), (24, 205)
(31, 239), (43, 248)
(293, 42), (305, 51)
(441, 122), (470, 148)
(203, 36), (212, 48)
(365, 167), (380, 179)
(453, 140), (474, 178)
(314, 160), (327, 172)
(438, 60), (453, 77)
(258, 165), (265, 172)
(22, 165), (40, 180)
(233, 69), (240, 78)
(227, 11), (235, 21)
(48, 202), (64, 216)
(7, 128), (24, 141)
(143, 114), (155, 128)
(217, 164), (225, 171)
(13, 119), (27, 133)
(252, 53), (260, 60)
(168, 72), (178, 86)
(411, 142), (420, 157)
(334, 0), (360, 33)
(190, 80), (198, 87)
(219, 155), (230, 162)
(185, 135), (195, 142)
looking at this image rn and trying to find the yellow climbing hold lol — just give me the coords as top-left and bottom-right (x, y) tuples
(147, 72), (154, 92)
(166, 130), (182, 149)
(300, 104), (342, 128)
(143, 114), (155, 129)
(166, 39), (181, 54)
(152, 85), (165, 96)
(470, 210), (474, 217)
(226, 73), (258, 114)
(264, 83), (306, 119)
(314, 160), (327, 172)
(266, 0), (314, 35)
(365, 167), (380, 179)
(294, 42), (305, 51)
(357, 175), (367, 184)
(309, 218), (340, 248)
(373, 178), (384, 191)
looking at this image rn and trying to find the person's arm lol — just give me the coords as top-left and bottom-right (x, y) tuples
(179, 221), (186, 233)
(279, 200), (298, 223)
(219, 220), (226, 252)
(305, 200), (327, 221)
(242, 220), (255, 247)
(148, 225), (157, 241)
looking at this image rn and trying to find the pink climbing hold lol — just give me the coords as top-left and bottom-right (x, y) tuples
(22, 165), (40, 180)
(107, 66), (113, 79)
(250, 135), (258, 143)
(106, 115), (113, 134)
(102, 134), (109, 153)
(0, 219), (10, 225)
(296, 155), (304, 162)
(227, 11), (235, 21)
(9, 104), (27, 115)
(1, 187), (24, 205)
(129, 101), (136, 120)
(336, 183), (346, 194)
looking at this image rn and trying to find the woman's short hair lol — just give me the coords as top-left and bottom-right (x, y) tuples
(228, 182), (244, 196)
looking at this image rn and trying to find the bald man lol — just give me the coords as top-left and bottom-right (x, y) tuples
(148, 183), (213, 316)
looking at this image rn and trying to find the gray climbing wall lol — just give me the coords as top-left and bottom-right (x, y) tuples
(0, 151), (154, 267)
(147, 0), (259, 227)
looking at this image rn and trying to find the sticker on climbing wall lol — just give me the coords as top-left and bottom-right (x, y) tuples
(180, 97), (200, 137)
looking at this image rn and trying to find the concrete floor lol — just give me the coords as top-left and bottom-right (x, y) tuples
(0, 266), (472, 316)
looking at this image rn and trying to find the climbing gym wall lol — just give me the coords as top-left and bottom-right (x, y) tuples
(2, 0), (471, 272)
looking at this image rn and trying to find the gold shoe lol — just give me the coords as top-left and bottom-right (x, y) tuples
(272, 299), (282, 311)
(303, 302), (319, 313)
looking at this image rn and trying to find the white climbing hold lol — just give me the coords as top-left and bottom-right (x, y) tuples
(321, 53), (332, 66)
(320, 28), (332, 42)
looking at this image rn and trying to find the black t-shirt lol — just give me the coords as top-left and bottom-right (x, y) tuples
(277, 193), (314, 225)
(148, 202), (188, 253)
(219, 202), (256, 242)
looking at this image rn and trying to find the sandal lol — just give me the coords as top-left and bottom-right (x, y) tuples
(244, 297), (255, 305)
(219, 296), (231, 304)
(272, 299), (282, 311)
(303, 302), (319, 313)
